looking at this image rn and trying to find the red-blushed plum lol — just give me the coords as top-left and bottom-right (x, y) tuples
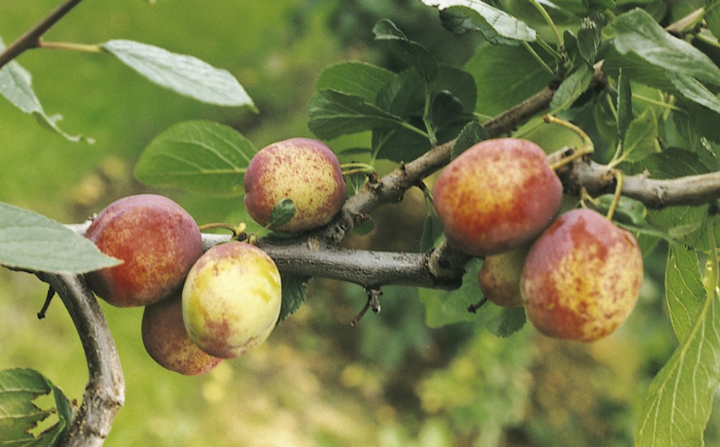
(182, 242), (282, 359)
(521, 208), (644, 342)
(85, 194), (204, 307)
(142, 291), (223, 376)
(478, 244), (530, 308)
(243, 138), (346, 233)
(433, 138), (562, 256)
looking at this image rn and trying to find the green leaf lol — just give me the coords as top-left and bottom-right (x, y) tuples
(467, 44), (554, 117)
(419, 258), (487, 328)
(0, 368), (72, 447)
(102, 40), (254, 108)
(420, 0), (536, 42)
(666, 72), (720, 115)
(707, 0), (720, 41)
(617, 69), (632, 142)
(550, 64), (594, 113)
(635, 228), (720, 447)
(278, 273), (310, 322)
(0, 37), (91, 143)
(612, 9), (720, 86)
(588, 194), (648, 226)
(485, 306), (526, 337)
(665, 243), (703, 342)
(0, 202), (120, 274)
(315, 62), (396, 103)
(577, 16), (603, 66)
(268, 198), (296, 228)
(134, 120), (254, 196)
(373, 19), (439, 83)
(438, 8), (523, 45)
(307, 89), (406, 140)
(622, 106), (660, 163)
(452, 121), (489, 159)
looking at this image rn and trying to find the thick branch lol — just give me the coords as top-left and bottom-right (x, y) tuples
(552, 152), (720, 208)
(0, 0), (85, 69)
(35, 272), (124, 447)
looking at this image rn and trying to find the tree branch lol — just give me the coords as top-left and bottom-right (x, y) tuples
(0, 0), (85, 69)
(35, 272), (124, 447)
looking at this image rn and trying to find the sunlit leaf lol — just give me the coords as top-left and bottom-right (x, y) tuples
(667, 72), (720, 115)
(635, 227), (720, 447)
(0, 202), (120, 274)
(134, 120), (254, 196)
(665, 243), (703, 342)
(102, 40), (255, 108)
(0, 37), (91, 143)
(420, 0), (536, 42)
(612, 9), (720, 85)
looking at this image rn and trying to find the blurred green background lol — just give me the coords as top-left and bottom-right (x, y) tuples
(0, 1), (707, 446)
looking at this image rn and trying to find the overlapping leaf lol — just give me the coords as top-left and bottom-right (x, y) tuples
(635, 229), (720, 447)
(0, 368), (73, 447)
(0, 37), (91, 143)
(420, 0), (536, 43)
(134, 120), (255, 196)
(0, 202), (120, 274)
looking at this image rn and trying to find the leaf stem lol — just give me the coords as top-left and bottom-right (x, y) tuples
(543, 114), (594, 154)
(0, 0), (86, 69)
(606, 170), (624, 220)
(39, 41), (103, 53)
(522, 41), (554, 75)
(528, 0), (563, 50)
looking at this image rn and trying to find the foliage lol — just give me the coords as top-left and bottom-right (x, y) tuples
(3, 0), (720, 446)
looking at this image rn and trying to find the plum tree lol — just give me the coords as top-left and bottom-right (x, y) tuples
(141, 291), (223, 376)
(521, 208), (644, 342)
(182, 241), (282, 359)
(243, 138), (347, 233)
(84, 194), (204, 307)
(4, 2), (720, 447)
(432, 138), (563, 256)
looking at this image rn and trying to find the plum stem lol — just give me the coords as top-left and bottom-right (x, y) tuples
(606, 170), (625, 220)
(543, 114), (594, 155)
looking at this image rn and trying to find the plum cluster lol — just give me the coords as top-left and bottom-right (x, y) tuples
(84, 139), (347, 374)
(434, 138), (644, 342)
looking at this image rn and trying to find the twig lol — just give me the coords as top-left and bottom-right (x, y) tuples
(0, 0), (86, 69)
(35, 272), (124, 447)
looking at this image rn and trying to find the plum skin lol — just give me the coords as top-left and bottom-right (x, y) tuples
(142, 291), (223, 376)
(85, 194), (204, 308)
(478, 245), (529, 308)
(182, 242), (282, 359)
(521, 208), (644, 342)
(243, 138), (347, 233)
(432, 138), (563, 257)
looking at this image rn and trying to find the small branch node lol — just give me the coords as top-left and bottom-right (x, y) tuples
(468, 297), (488, 313)
(350, 286), (383, 326)
(37, 286), (56, 319)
